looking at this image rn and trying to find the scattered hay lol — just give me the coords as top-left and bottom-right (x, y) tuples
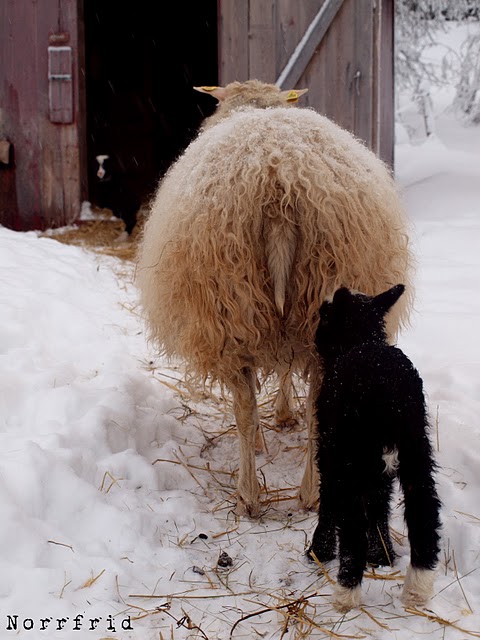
(80, 569), (106, 589)
(230, 593), (366, 639)
(47, 539), (75, 553)
(309, 550), (336, 585)
(99, 470), (123, 493)
(42, 207), (145, 261)
(404, 607), (480, 638)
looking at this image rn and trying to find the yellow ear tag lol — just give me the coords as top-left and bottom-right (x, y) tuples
(286, 90), (299, 103)
(200, 86), (219, 92)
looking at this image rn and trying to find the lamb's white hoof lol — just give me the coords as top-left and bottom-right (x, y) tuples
(333, 584), (362, 613)
(402, 566), (435, 607)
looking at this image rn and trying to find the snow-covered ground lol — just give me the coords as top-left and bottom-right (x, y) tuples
(1, 25), (480, 640)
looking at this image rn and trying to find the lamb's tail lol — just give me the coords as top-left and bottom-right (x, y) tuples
(264, 210), (298, 315)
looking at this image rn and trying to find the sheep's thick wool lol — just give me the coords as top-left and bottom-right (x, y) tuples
(137, 90), (412, 381)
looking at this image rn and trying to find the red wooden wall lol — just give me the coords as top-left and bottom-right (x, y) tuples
(0, 0), (393, 232)
(0, 0), (85, 230)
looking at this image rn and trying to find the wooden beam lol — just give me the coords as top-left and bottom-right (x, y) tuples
(375, 0), (394, 166)
(276, 0), (345, 88)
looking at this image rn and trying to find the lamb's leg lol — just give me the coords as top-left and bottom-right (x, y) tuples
(402, 566), (436, 607)
(229, 367), (262, 518)
(308, 475), (337, 563)
(334, 484), (368, 612)
(299, 372), (321, 510)
(398, 429), (441, 607)
(274, 365), (297, 428)
(366, 470), (395, 567)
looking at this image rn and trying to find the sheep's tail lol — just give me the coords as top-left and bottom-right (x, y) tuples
(264, 205), (298, 315)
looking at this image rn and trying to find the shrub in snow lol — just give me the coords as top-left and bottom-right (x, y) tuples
(136, 80), (413, 518)
(308, 285), (441, 612)
(396, 0), (480, 130)
(453, 33), (480, 124)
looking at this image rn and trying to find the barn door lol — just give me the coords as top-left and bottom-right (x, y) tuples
(218, 0), (394, 165)
(0, 0), (85, 231)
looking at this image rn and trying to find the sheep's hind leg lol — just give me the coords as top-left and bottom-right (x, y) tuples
(274, 365), (297, 428)
(229, 367), (262, 518)
(299, 373), (321, 510)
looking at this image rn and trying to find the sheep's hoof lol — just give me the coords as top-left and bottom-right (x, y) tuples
(235, 495), (262, 519)
(274, 413), (298, 430)
(299, 465), (320, 511)
(298, 486), (319, 512)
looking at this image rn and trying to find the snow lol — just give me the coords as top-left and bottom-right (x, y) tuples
(1, 23), (480, 640)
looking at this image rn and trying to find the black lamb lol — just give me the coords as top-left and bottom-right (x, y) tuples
(94, 154), (139, 236)
(308, 285), (441, 612)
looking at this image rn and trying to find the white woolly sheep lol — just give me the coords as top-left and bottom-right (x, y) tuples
(136, 80), (413, 517)
(308, 285), (441, 612)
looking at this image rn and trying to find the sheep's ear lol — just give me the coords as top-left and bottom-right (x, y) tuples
(193, 86), (228, 101)
(279, 88), (309, 103)
(374, 284), (405, 315)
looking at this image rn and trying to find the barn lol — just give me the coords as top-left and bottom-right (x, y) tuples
(0, 0), (394, 232)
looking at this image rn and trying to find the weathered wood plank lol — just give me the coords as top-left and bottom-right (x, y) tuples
(76, 0), (88, 202)
(0, 0), (42, 229)
(353, 0), (374, 146)
(0, 0), (81, 230)
(301, 0), (355, 132)
(218, 0), (249, 84)
(249, 0), (277, 82)
(289, 0), (394, 162)
(276, 0), (345, 88)
(276, 0), (322, 104)
(39, 0), (81, 228)
(375, 0), (394, 166)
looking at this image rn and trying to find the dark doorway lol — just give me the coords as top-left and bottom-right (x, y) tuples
(84, 2), (218, 208)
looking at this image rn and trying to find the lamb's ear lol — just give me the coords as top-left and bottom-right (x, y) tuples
(318, 299), (332, 323)
(279, 88), (309, 103)
(374, 284), (405, 315)
(332, 287), (354, 306)
(193, 86), (228, 101)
